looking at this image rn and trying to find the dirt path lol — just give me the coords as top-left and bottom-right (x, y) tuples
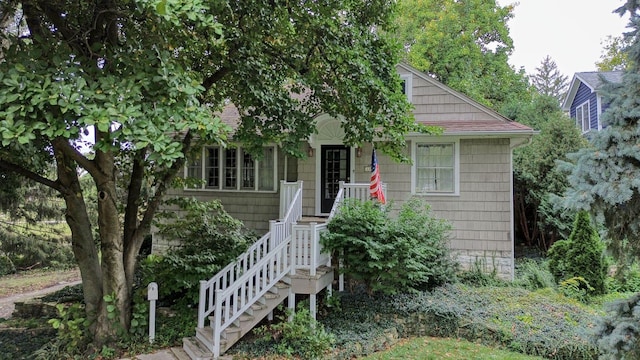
(0, 270), (81, 319)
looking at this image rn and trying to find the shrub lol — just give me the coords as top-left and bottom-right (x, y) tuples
(254, 307), (335, 359)
(0, 253), (15, 275)
(142, 198), (254, 306)
(547, 211), (608, 296)
(607, 263), (640, 293)
(594, 293), (640, 359)
(320, 198), (457, 295)
(513, 258), (556, 290)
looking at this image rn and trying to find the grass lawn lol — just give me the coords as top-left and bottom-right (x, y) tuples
(363, 337), (546, 360)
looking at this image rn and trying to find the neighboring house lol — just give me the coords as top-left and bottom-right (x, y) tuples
(562, 71), (623, 133)
(154, 62), (535, 280)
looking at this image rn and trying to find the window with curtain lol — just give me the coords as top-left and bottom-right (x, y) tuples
(415, 143), (455, 193)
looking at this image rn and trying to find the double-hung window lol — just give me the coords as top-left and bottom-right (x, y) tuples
(413, 142), (458, 195)
(186, 146), (277, 191)
(575, 101), (590, 133)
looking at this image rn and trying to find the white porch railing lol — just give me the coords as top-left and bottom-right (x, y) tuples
(193, 180), (385, 358)
(291, 222), (331, 276)
(209, 237), (291, 357)
(329, 181), (386, 219)
(279, 180), (302, 219)
(197, 181), (303, 330)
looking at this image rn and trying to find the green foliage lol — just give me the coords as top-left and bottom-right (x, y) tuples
(547, 239), (572, 280)
(509, 95), (587, 250)
(607, 263), (640, 293)
(47, 303), (90, 356)
(395, 0), (530, 110)
(596, 35), (631, 71)
(561, 3), (640, 261)
(594, 293), (640, 359)
(458, 258), (507, 287)
(0, 228), (75, 270)
(547, 211), (608, 296)
(513, 259), (556, 291)
(143, 198), (253, 305)
(321, 285), (598, 360)
(559, 277), (594, 303)
(0, 253), (15, 275)
(321, 198), (457, 295)
(254, 307), (335, 359)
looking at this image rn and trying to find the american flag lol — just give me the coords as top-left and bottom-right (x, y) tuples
(370, 149), (386, 204)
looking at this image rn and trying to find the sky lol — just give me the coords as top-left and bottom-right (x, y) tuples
(498, 0), (630, 77)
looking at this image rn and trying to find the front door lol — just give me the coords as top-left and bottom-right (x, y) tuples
(320, 145), (351, 213)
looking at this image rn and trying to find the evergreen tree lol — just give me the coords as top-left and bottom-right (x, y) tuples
(547, 211), (608, 295)
(562, 1), (640, 263)
(530, 55), (569, 103)
(506, 95), (587, 250)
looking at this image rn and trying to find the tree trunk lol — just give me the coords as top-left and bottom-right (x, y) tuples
(93, 150), (131, 345)
(53, 146), (104, 338)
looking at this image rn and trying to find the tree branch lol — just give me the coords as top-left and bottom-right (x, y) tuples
(137, 130), (194, 238)
(51, 137), (102, 180)
(0, 159), (63, 193)
(202, 67), (230, 91)
(122, 148), (146, 244)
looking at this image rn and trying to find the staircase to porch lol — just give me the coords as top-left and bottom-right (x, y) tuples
(182, 181), (375, 359)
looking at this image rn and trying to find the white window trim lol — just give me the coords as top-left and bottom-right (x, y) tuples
(575, 100), (591, 133)
(184, 145), (278, 193)
(400, 73), (412, 103)
(411, 139), (460, 196)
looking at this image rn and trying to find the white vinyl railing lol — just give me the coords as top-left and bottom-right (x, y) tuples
(209, 238), (291, 357)
(279, 181), (303, 219)
(291, 222), (330, 276)
(328, 181), (386, 219)
(197, 181), (303, 330)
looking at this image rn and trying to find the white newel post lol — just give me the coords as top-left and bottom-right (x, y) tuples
(147, 282), (158, 344)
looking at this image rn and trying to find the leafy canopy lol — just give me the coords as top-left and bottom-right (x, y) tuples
(394, 0), (530, 110)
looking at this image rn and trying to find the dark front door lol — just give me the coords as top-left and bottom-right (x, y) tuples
(321, 145), (350, 213)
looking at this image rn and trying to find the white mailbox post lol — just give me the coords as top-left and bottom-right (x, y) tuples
(147, 282), (158, 344)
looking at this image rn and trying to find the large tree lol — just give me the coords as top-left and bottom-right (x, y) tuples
(0, 0), (417, 348)
(530, 55), (569, 104)
(394, 0), (530, 110)
(596, 35), (631, 71)
(562, 1), (640, 264)
(506, 95), (587, 250)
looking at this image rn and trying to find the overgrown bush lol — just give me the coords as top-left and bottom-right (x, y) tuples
(594, 293), (640, 359)
(513, 258), (556, 290)
(607, 263), (640, 293)
(141, 198), (254, 306)
(320, 198), (457, 295)
(547, 211), (608, 296)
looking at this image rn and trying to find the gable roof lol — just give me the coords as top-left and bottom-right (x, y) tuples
(397, 62), (535, 137)
(561, 71), (623, 111)
(217, 63), (535, 138)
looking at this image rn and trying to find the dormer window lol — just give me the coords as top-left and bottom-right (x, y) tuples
(400, 73), (412, 102)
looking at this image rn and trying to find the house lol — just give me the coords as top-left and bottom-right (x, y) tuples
(562, 71), (623, 133)
(153, 63), (536, 358)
